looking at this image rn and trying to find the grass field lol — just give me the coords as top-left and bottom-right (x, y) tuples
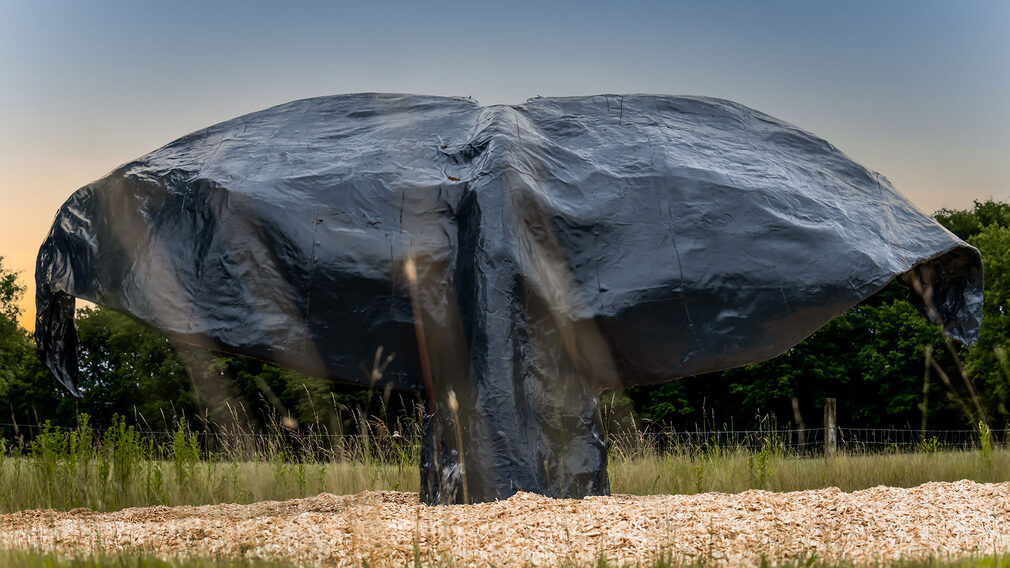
(2, 415), (1009, 512)
(5, 444), (1010, 513)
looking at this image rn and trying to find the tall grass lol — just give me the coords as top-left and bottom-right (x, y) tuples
(0, 413), (419, 512)
(609, 448), (1010, 495)
(2, 412), (1009, 513)
(608, 416), (1010, 494)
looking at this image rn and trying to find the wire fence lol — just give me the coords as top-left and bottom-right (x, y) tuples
(2, 420), (1006, 458)
(610, 426), (1010, 454)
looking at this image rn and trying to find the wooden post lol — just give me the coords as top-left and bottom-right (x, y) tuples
(791, 397), (806, 449)
(920, 346), (931, 440)
(824, 398), (837, 455)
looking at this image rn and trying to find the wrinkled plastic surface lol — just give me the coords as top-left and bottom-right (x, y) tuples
(36, 93), (983, 503)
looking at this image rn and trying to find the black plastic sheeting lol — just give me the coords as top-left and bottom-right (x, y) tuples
(36, 93), (983, 503)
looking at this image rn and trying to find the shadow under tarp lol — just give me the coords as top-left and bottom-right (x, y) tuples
(36, 94), (983, 503)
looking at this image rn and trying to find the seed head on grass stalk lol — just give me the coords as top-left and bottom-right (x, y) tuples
(447, 388), (468, 504)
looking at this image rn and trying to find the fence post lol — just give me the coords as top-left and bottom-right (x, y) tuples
(791, 396), (806, 449)
(824, 398), (837, 455)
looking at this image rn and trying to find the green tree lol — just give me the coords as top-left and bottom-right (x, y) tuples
(961, 222), (1010, 421)
(933, 200), (1010, 425)
(935, 200), (1010, 241)
(0, 256), (24, 322)
(0, 256), (31, 412)
(0, 257), (67, 435)
(73, 306), (197, 430)
(68, 304), (416, 436)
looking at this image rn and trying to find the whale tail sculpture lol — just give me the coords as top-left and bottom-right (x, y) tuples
(36, 93), (983, 504)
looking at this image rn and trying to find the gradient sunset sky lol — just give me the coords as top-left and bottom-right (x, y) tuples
(2, 0), (1008, 329)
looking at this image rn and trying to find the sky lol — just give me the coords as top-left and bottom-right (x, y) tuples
(1, 0), (1009, 330)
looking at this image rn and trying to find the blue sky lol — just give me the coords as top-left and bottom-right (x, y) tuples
(1, 0), (1008, 325)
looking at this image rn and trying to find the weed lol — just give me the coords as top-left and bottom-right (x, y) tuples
(978, 420), (993, 469)
(920, 436), (941, 455)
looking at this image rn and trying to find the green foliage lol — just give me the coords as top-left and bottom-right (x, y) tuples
(961, 222), (1010, 420)
(0, 256), (27, 384)
(74, 307), (196, 430)
(172, 417), (200, 486)
(920, 436), (941, 455)
(0, 257), (62, 433)
(978, 421), (992, 469)
(625, 380), (695, 424)
(0, 256), (24, 322)
(934, 199), (1010, 241)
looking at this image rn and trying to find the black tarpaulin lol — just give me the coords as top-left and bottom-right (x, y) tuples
(36, 93), (983, 503)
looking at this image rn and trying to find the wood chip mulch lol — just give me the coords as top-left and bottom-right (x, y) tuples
(2, 480), (1009, 566)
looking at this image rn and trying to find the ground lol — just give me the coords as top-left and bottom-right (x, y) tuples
(2, 481), (1009, 566)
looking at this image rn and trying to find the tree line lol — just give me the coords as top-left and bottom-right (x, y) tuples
(1, 200), (1008, 437)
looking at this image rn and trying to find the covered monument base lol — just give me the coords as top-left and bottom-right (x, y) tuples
(419, 405), (610, 505)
